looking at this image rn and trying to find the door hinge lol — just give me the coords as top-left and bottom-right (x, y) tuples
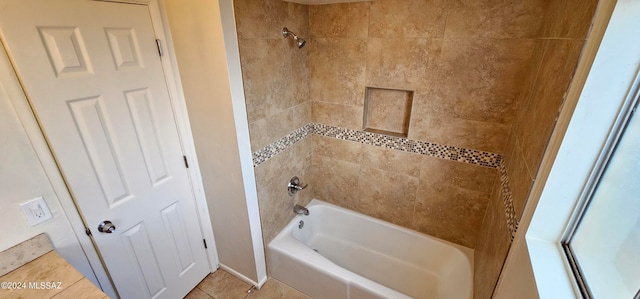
(85, 227), (92, 236)
(155, 39), (163, 57)
(183, 155), (189, 168)
(203, 239), (208, 249)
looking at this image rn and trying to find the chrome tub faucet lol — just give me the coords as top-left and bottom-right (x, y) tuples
(293, 204), (309, 215)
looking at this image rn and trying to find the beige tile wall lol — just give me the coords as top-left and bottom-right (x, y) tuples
(253, 138), (314, 246)
(234, 0), (312, 248)
(363, 88), (413, 136)
(312, 135), (496, 248)
(473, 0), (599, 298)
(308, 0), (542, 250)
(309, 0), (542, 153)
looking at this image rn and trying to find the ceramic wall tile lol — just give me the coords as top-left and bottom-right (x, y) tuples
(234, 0), (308, 40)
(239, 38), (308, 124)
(360, 143), (423, 178)
(364, 88), (413, 135)
(249, 108), (294, 152)
(421, 155), (497, 194)
(254, 138), (312, 245)
(471, 0), (595, 294)
(293, 137), (315, 208)
(292, 101), (312, 130)
(312, 101), (364, 130)
(311, 155), (363, 212)
(248, 102), (311, 152)
(309, 2), (369, 38)
(445, 0), (544, 38)
(504, 133), (534, 219)
(359, 166), (419, 228)
(431, 38), (536, 124)
(369, 0), (447, 38)
(473, 180), (512, 299)
(513, 39), (547, 116)
(309, 38), (367, 106)
(410, 116), (509, 153)
(513, 39), (584, 173)
(411, 156), (493, 247)
(312, 135), (362, 164)
(235, 0), (590, 281)
(366, 37), (442, 90)
(234, 0), (312, 254)
(542, 0), (598, 39)
(413, 182), (489, 248)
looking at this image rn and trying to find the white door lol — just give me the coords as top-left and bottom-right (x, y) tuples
(0, 1), (210, 298)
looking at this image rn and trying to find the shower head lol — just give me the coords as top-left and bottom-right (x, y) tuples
(282, 27), (306, 49)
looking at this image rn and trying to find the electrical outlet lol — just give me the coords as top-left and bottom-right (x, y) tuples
(20, 197), (53, 226)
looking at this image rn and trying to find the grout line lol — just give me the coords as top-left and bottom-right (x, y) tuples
(248, 101), (310, 126)
(242, 285), (257, 299)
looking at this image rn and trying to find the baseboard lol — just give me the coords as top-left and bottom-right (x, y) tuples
(218, 263), (267, 288)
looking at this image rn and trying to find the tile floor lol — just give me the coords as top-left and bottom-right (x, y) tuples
(185, 269), (311, 299)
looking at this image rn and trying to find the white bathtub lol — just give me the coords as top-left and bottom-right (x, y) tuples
(268, 199), (474, 299)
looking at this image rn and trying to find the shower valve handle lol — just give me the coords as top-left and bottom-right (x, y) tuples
(288, 182), (307, 190)
(288, 176), (307, 196)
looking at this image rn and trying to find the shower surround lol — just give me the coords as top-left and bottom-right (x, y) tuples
(233, 0), (596, 298)
(473, 0), (598, 298)
(236, 0), (539, 245)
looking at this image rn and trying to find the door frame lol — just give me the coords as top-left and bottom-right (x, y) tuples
(0, 0), (219, 296)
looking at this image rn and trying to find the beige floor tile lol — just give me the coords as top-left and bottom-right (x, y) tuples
(184, 287), (212, 299)
(248, 279), (310, 299)
(196, 270), (252, 299)
(52, 278), (108, 299)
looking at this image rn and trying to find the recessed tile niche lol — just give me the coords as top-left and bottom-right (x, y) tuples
(363, 87), (414, 137)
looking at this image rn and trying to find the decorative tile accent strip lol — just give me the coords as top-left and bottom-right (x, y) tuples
(498, 159), (519, 240)
(253, 123), (503, 169)
(313, 123), (502, 168)
(252, 123), (313, 166)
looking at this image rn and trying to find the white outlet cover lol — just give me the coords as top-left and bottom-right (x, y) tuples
(19, 197), (53, 226)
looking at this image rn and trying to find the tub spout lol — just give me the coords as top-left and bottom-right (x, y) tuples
(293, 204), (309, 215)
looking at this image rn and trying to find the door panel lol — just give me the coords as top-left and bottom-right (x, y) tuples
(0, 1), (209, 298)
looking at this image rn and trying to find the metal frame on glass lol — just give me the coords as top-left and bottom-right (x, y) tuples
(561, 70), (640, 299)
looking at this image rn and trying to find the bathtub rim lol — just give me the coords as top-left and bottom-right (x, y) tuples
(303, 198), (474, 262)
(268, 198), (474, 298)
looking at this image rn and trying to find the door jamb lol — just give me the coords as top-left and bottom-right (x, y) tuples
(0, 0), (219, 296)
(141, 0), (221, 270)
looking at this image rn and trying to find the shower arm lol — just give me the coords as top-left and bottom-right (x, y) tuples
(282, 28), (298, 39)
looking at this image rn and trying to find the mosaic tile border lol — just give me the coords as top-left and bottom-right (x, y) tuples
(252, 123), (313, 166)
(498, 159), (519, 240)
(313, 123), (502, 168)
(253, 123), (503, 168)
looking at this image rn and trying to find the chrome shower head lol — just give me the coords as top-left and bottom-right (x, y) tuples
(295, 36), (306, 49)
(282, 27), (306, 49)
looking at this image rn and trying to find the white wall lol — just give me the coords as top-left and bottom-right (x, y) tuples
(162, 0), (266, 285)
(0, 54), (94, 282)
(494, 239), (539, 299)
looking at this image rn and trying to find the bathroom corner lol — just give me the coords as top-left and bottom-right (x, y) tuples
(231, 0), (601, 297)
(233, 0), (314, 250)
